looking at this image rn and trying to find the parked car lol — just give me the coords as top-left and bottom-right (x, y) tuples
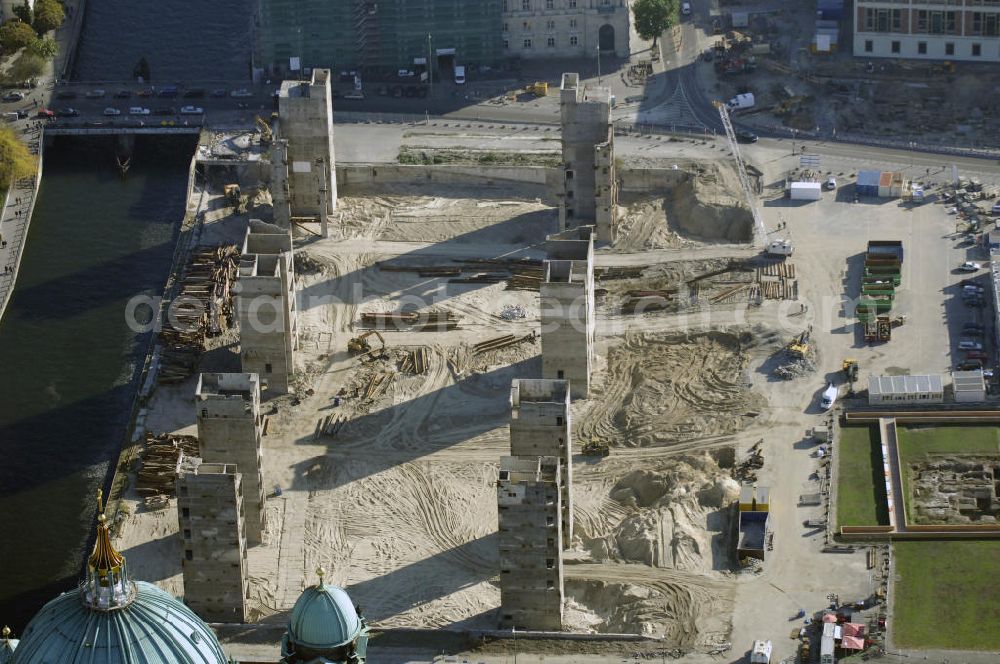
(211, 88), (228, 98)
(992, 202), (1000, 215)
(103, 107), (121, 116)
(966, 350), (989, 361)
(3, 91), (25, 102)
(825, 176), (837, 190)
(85, 89), (106, 99)
(137, 87), (155, 97)
(230, 88), (253, 98)
(153, 107), (176, 116)
(183, 88), (205, 98)
(397, 69), (415, 78)
(36, 109), (55, 119)
(114, 90), (131, 99)
(128, 107), (150, 115)
(56, 108), (79, 117)
(179, 105), (203, 115)
(959, 261), (982, 272)
(957, 360), (983, 371)
(158, 86), (179, 98)
(820, 383), (838, 410)
(56, 90), (77, 99)
(681, 1), (692, 15)
(736, 130), (758, 144)
(958, 339), (984, 351)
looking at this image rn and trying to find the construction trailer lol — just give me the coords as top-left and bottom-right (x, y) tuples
(867, 374), (944, 405)
(953, 370), (987, 402)
(737, 484), (770, 563)
(790, 181), (822, 201)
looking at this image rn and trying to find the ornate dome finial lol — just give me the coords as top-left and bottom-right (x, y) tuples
(316, 567), (326, 585)
(2, 625), (10, 640)
(81, 488), (133, 610)
(88, 490), (124, 576)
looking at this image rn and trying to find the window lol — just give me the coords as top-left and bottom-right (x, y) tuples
(521, 0), (530, 9)
(182, 508), (190, 518)
(864, 8), (901, 33)
(864, 39), (873, 53)
(917, 41), (927, 54)
(891, 40), (900, 53)
(546, 19), (555, 30)
(503, 0), (508, 9)
(523, 38), (532, 48)
(569, 35), (578, 46)
(556, 416), (564, 425)
(565, 169), (574, 179)
(264, 362), (272, 373)
(546, 558), (555, 569)
(546, 580), (555, 589)
(569, 18), (577, 28)
(945, 42), (954, 55)
(972, 43), (982, 56)
(503, 39), (509, 49)
(546, 516), (554, 525)
(547, 36), (555, 47)
(546, 0), (553, 7)
(183, 529), (191, 539)
(557, 370), (565, 379)
(503, 22), (508, 32)
(185, 549), (193, 561)
(568, 0), (576, 6)
(522, 21), (530, 30)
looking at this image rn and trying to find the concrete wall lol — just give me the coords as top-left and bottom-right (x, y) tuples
(497, 456), (564, 631)
(177, 462), (250, 623)
(195, 373), (267, 544)
(557, 73), (616, 243)
(510, 379), (573, 547)
(278, 69), (337, 224)
(541, 227), (594, 399)
(238, 220), (297, 395)
(336, 163), (553, 189)
(502, 0), (631, 59)
(618, 167), (690, 193)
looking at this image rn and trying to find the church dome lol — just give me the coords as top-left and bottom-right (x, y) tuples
(12, 491), (229, 664)
(285, 574), (362, 650)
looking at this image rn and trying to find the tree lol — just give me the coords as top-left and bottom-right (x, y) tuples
(0, 126), (37, 189)
(13, 1), (32, 25)
(8, 52), (45, 81)
(0, 20), (38, 53)
(632, 0), (678, 47)
(32, 0), (64, 35)
(27, 36), (57, 59)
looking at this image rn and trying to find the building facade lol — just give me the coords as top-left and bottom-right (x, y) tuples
(258, 0), (505, 76)
(854, 0), (1000, 62)
(502, 0), (630, 59)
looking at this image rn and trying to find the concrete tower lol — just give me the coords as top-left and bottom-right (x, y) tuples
(237, 219), (298, 394)
(195, 372), (267, 544)
(176, 461), (250, 623)
(277, 68), (336, 236)
(497, 456), (564, 631)
(558, 72), (617, 243)
(509, 379), (573, 548)
(540, 227), (594, 400)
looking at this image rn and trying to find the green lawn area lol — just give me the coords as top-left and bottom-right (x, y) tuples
(893, 540), (1000, 649)
(836, 425), (889, 527)
(895, 425), (1000, 522)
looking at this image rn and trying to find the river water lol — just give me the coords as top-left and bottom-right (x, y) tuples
(0, 135), (196, 628)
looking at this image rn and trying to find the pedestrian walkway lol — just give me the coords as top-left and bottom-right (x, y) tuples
(0, 120), (44, 322)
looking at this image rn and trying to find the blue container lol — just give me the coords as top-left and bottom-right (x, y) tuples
(857, 170), (880, 197)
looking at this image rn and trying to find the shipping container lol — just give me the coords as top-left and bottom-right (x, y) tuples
(790, 181), (822, 200)
(857, 170), (880, 197)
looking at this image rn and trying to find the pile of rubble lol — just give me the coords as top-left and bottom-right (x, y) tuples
(733, 440), (764, 483)
(499, 304), (527, 320)
(774, 353), (817, 380)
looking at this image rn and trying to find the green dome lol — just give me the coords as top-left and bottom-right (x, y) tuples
(12, 582), (229, 664)
(286, 583), (361, 650)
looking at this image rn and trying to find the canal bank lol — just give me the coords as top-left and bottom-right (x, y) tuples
(0, 134), (198, 628)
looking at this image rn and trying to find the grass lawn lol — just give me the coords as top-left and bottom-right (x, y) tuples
(895, 425), (1000, 521)
(836, 425), (889, 527)
(893, 540), (1000, 649)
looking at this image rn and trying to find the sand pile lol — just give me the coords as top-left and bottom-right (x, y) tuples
(613, 195), (688, 252)
(577, 454), (738, 574)
(578, 332), (765, 448)
(665, 164), (754, 242)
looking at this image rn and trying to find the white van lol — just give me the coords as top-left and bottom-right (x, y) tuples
(454, 65), (466, 84)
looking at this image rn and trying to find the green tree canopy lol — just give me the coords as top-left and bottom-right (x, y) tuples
(0, 126), (37, 189)
(13, 1), (33, 25)
(632, 0), (678, 46)
(0, 20), (38, 52)
(27, 36), (57, 59)
(8, 51), (45, 81)
(33, 0), (64, 35)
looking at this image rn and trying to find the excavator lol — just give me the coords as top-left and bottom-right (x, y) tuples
(348, 330), (386, 360)
(254, 115), (273, 146)
(223, 184), (247, 214)
(842, 359), (859, 396)
(788, 325), (812, 359)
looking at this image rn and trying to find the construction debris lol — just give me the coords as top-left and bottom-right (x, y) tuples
(136, 432), (200, 503)
(399, 347), (429, 374)
(158, 245), (240, 383)
(472, 331), (537, 356)
(499, 304), (527, 320)
(733, 440), (764, 483)
(360, 310), (459, 330)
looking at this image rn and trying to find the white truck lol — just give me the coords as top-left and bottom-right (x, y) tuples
(765, 238), (793, 256)
(750, 639), (772, 663)
(727, 92), (755, 110)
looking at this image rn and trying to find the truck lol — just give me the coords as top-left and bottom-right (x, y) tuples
(789, 181), (822, 200)
(765, 238), (793, 256)
(727, 92), (755, 110)
(750, 639), (772, 663)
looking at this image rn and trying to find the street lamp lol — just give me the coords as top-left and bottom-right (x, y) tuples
(597, 45), (602, 85)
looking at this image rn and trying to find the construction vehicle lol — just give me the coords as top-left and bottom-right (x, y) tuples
(788, 326), (812, 358)
(842, 359), (859, 383)
(713, 101), (767, 248)
(750, 639), (772, 663)
(254, 115), (273, 145)
(224, 184), (247, 214)
(526, 81), (548, 97)
(765, 238), (793, 256)
(581, 440), (610, 457)
(348, 330), (386, 358)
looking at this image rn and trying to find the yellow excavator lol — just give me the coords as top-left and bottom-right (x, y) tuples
(788, 326), (812, 359)
(254, 115), (273, 146)
(843, 359), (859, 394)
(348, 330), (386, 359)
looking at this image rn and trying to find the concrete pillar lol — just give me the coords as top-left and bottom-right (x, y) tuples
(195, 373), (267, 544)
(540, 227), (594, 400)
(509, 379), (573, 548)
(558, 72), (617, 243)
(177, 461), (250, 623)
(271, 140), (291, 229)
(497, 456), (564, 631)
(237, 219), (298, 394)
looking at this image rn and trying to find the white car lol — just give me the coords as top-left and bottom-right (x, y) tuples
(230, 88), (253, 98)
(959, 261), (982, 272)
(681, 1), (692, 14)
(128, 107), (150, 115)
(103, 107), (121, 116)
(825, 176), (837, 190)
(179, 105), (204, 115)
(397, 69), (415, 78)
(820, 383), (838, 410)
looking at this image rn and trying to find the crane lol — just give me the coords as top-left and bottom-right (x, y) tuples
(714, 101), (767, 249)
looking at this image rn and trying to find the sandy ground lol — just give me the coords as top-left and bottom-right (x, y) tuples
(111, 130), (1000, 663)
